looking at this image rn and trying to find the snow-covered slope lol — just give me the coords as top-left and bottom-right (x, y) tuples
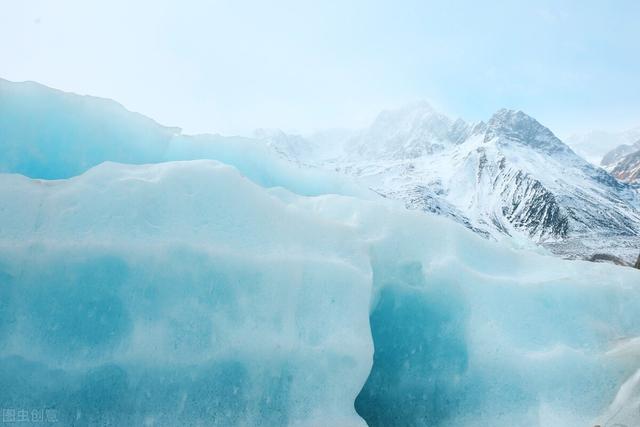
(272, 104), (640, 262)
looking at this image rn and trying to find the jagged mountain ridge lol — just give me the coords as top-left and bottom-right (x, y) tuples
(346, 102), (472, 159)
(261, 104), (640, 262)
(602, 140), (640, 169)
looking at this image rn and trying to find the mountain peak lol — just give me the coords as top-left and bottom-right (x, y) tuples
(484, 109), (568, 154)
(352, 101), (459, 159)
(486, 109), (543, 135)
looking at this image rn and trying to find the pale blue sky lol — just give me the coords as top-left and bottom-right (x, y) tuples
(2, 0), (640, 136)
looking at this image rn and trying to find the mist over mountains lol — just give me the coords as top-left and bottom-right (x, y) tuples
(566, 127), (640, 165)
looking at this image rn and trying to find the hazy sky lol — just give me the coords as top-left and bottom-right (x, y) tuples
(2, 0), (640, 137)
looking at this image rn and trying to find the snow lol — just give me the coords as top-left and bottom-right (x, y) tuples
(565, 127), (640, 166)
(346, 101), (460, 159)
(292, 104), (640, 263)
(1, 79), (640, 426)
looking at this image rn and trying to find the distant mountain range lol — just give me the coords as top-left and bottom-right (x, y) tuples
(260, 103), (640, 263)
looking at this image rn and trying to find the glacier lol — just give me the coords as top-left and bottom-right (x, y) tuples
(0, 79), (366, 199)
(1, 79), (640, 427)
(0, 161), (374, 427)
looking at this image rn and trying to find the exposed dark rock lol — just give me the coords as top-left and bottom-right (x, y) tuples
(611, 149), (640, 183)
(588, 253), (630, 266)
(484, 109), (570, 155)
(601, 139), (640, 168)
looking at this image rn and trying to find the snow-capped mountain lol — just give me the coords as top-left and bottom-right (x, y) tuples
(566, 127), (640, 165)
(609, 146), (640, 184)
(602, 139), (640, 169)
(346, 101), (471, 159)
(260, 104), (640, 262)
(600, 138), (640, 184)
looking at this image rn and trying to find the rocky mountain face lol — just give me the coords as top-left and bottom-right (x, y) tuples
(601, 140), (640, 169)
(611, 150), (640, 183)
(261, 104), (640, 263)
(602, 140), (640, 184)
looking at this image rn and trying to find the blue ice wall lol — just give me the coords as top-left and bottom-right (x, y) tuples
(0, 79), (368, 199)
(0, 79), (176, 179)
(0, 162), (373, 426)
(351, 218), (640, 427)
(1, 79), (640, 427)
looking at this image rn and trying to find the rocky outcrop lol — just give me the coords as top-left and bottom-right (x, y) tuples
(601, 139), (640, 183)
(610, 148), (640, 183)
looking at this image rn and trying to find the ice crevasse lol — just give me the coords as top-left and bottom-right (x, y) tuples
(1, 79), (640, 426)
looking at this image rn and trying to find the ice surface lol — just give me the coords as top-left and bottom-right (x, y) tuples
(0, 161), (373, 427)
(0, 79), (368, 199)
(2, 160), (640, 426)
(1, 79), (640, 426)
(291, 193), (640, 426)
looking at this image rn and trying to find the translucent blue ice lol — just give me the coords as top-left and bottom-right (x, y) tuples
(0, 79), (367, 199)
(1, 79), (640, 426)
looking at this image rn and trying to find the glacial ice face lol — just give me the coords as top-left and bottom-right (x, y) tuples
(0, 79), (368, 200)
(354, 221), (640, 427)
(2, 79), (640, 427)
(3, 159), (640, 426)
(0, 79), (176, 179)
(0, 161), (373, 427)
(293, 194), (640, 426)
